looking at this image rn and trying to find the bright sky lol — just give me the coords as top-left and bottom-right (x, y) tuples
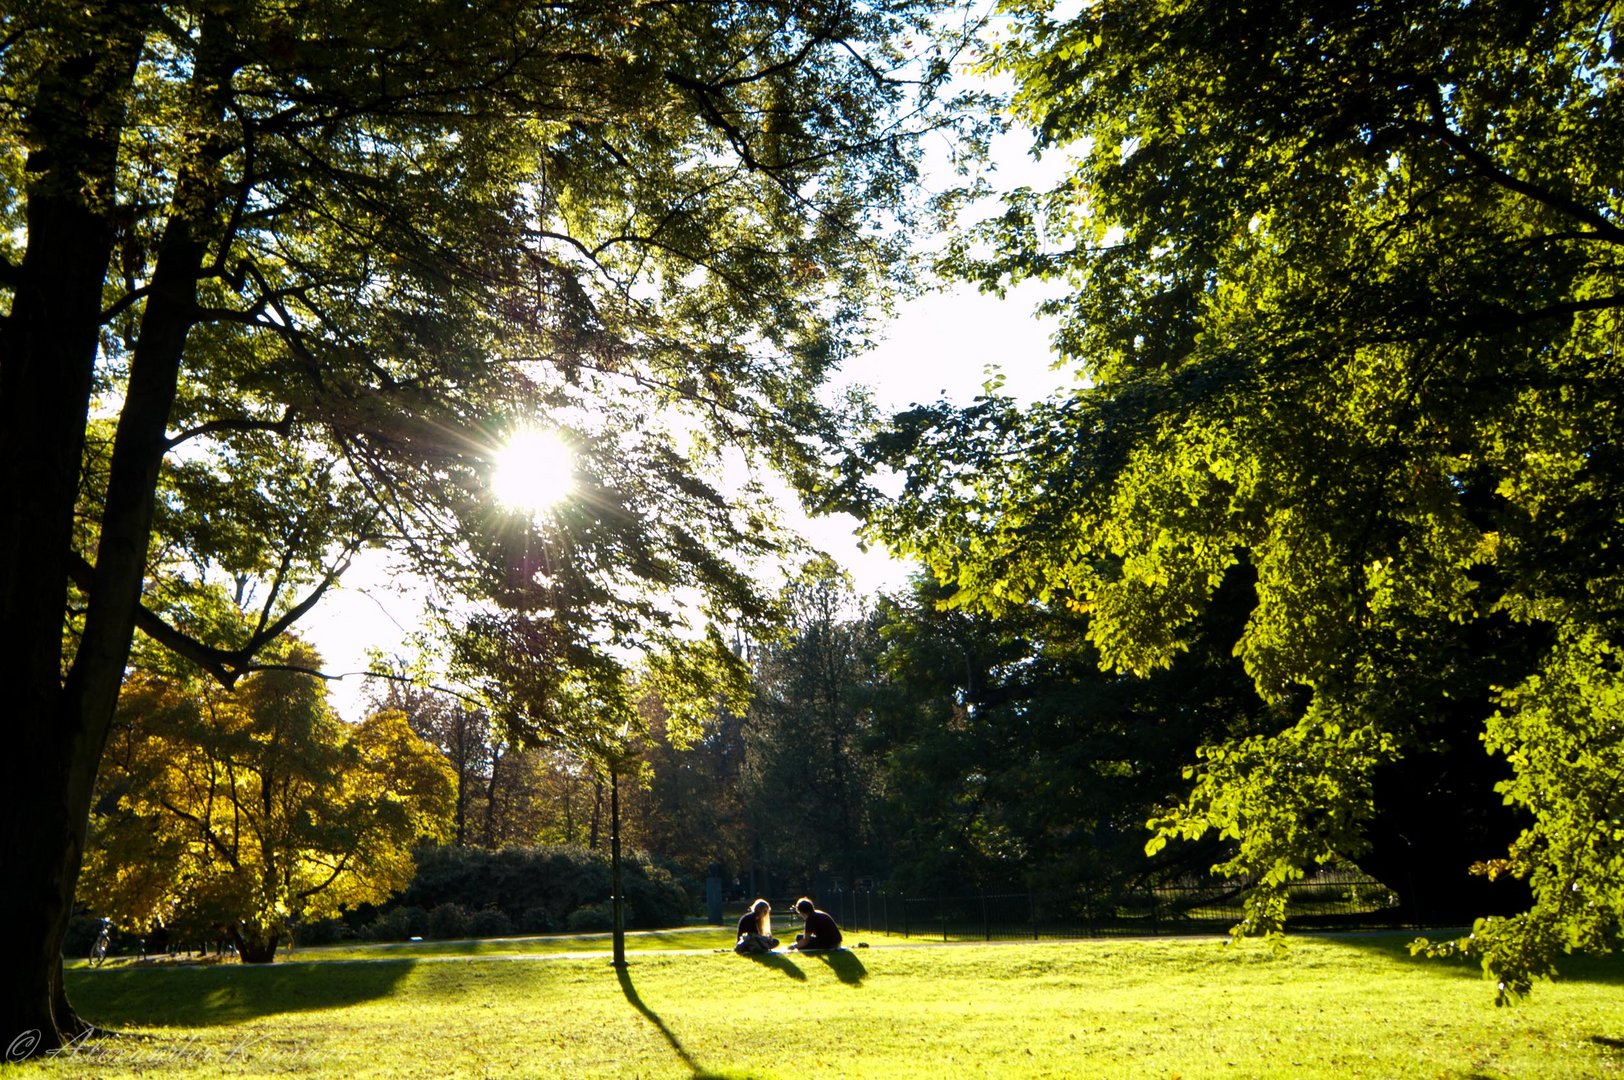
(802, 275), (1070, 591)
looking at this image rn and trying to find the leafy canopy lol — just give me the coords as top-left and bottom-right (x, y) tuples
(1, 0), (985, 1043)
(3, 0), (987, 708)
(847, 0), (1624, 999)
(82, 639), (455, 957)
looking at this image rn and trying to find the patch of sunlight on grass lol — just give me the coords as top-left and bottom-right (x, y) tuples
(26, 933), (1623, 1078)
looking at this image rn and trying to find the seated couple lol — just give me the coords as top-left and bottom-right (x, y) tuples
(734, 897), (842, 954)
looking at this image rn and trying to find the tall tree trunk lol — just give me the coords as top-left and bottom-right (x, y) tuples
(1, 7), (236, 1050)
(0, 12), (147, 1054)
(482, 747), (505, 848)
(589, 778), (605, 850)
(452, 718), (469, 846)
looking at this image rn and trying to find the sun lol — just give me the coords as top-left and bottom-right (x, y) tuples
(491, 427), (574, 515)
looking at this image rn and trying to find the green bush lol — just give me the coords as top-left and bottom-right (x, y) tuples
(565, 904), (613, 932)
(385, 844), (691, 933)
(294, 918), (346, 947)
(429, 903), (469, 939)
(519, 906), (555, 934)
(368, 905), (430, 941)
(467, 908), (514, 938)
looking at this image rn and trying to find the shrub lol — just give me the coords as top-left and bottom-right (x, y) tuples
(429, 903), (469, 939)
(624, 862), (690, 929)
(380, 843), (691, 933)
(565, 904), (613, 932)
(371, 905), (430, 941)
(294, 918), (346, 947)
(467, 908), (514, 938)
(519, 906), (555, 934)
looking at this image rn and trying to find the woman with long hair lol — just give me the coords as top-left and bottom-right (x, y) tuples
(734, 898), (779, 954)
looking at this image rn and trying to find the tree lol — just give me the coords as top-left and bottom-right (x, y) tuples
(867, 573), (1249, 900)
(82, 640), (454, 962)
(1, 0), (981, 1046)
(848, 0), (1624, 998)
(367, 671), (494, 847)
(627, 685), (754, 881)
(366, 656), (612, 849)
(742, 558), (886, 892)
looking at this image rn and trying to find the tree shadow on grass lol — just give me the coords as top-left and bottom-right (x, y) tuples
(64, 959), (414, 1027)
(1310, 933), (1624, 1055)
(1309, 931), (1624, 990)
(806, 949), (867, 985)
(616, 965), (737, 1080)
(741, 950), (808, 980)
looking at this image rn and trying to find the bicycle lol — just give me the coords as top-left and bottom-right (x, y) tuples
(88, 919), (111, 967)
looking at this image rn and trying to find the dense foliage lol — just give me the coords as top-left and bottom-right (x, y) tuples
(844, 0), (1624, 999)
(738, 559), (888, 892)
(81, 640), (454, 961)
(1, 0), (979, 1044)
(371, 843), (691, 937)
(866, 575), (1248, 900)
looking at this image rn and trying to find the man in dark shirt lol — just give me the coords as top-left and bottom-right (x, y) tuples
(789, 896), (842, 950)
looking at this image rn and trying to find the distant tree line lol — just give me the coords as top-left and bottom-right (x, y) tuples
(361, 558), (1248, 910)
(82, 552), (1519, 958)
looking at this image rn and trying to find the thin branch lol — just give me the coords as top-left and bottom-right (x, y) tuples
(69, 533), (366, 689)
(1414, 115), (1624, 245)
(245, 535), (364, 650)
(165, 407), (294, 451)
(295, 848), (355, 901)
(100, 285), (153, 323)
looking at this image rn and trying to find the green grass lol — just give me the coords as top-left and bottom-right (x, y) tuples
(18, 932), (1624, 1078)
(275, 926), (742, 961)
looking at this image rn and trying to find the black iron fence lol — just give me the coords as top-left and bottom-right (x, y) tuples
(799, 870), (1406, 942)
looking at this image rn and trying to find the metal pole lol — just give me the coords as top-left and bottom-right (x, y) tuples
(611, 764), (626, 968)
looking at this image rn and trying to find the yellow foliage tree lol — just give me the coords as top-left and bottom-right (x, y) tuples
(82, 642), (454, 962)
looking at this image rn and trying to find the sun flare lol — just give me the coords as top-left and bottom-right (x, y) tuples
(492, 427), (574, 515)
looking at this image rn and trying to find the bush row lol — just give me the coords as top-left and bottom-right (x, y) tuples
(321, 843), (693, 943)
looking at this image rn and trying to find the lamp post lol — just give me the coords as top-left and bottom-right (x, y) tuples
(610, 756), (626, 968)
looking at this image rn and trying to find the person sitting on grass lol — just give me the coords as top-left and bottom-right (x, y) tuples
(787, 897), (842, 951)
(734, 898), (779, 954)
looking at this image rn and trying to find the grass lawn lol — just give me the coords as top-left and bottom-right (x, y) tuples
(14, 931), (1624, 1078)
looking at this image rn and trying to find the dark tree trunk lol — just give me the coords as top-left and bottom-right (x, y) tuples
(0, 13), (147, 1055)
(1362, 733), (1534, 927)
(1359, 619), (1548, 927)
(482, 747), (505, 848)
(231, 926), (281, 965)
(451, 716), (469, 846)
(589, 778), (605, 850)
(0, 6), (234, 1052)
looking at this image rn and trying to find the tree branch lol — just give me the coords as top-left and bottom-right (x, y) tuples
(165, 407), (294, 451)
(69, 535), (365, 689)
(1414, 117), (1624, 246)
(69, 551), (244, 685)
